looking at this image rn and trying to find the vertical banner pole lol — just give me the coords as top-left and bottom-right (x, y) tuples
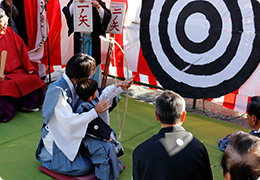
(45, 1), (51, 83)
(82, 33), (85, 53)
(10, 0), (13, 27)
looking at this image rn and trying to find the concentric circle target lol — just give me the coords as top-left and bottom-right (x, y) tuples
(140, 0), (260, 98)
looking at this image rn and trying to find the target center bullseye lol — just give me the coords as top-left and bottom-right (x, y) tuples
(184, 13), (210, 43)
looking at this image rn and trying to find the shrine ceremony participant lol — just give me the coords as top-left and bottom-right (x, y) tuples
(75, 77), (133, 179)
(221, 131), (260, 180)
(36, 53), (112, 177)
(62, 0), (111, 85)
(132, 90), (213, 180)
(0, 8), (45, 122)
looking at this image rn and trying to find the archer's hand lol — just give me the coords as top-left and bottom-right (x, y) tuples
(95, 99), (111, 114)
(91, 0), (100, 9)
(117, 77), (134, 90)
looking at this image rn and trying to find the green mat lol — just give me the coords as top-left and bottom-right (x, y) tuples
(0, 97), (250, 180)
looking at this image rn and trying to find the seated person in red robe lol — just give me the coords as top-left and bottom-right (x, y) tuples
(0, 8), (45, 122)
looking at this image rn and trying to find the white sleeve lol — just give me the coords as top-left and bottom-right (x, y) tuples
(97, 6), (105, 21)
(69, 3), (74, 16)
(99, 85), (123, 101)
(48, 93), (98, 161)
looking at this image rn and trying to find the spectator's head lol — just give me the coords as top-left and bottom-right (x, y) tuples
(221, 131), (260, 180)
(76, 78), (98, 102)
(0, 8), (8, 33)
(66, 53), (96, 84)
(155, 90), (186, 126)
(247, 96), (260, 131)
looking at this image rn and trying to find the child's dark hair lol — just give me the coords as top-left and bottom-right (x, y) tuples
(76, 79), (98, 101)
(66, 53), (96, 80)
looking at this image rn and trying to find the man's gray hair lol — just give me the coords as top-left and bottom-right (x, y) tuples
(155, 90), (185, 124)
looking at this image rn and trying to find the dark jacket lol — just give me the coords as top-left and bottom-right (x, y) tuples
(132, 126), (213, 180)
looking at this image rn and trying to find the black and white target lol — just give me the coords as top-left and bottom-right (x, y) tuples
(140, 0), (260, 98)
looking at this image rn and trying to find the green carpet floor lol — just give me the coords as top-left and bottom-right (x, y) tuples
(0, 97), (250, 180)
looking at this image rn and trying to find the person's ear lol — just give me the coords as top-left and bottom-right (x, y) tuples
(252, 115), (258, 126)
(223, 171), (233, 180)
(154, 111), (160, 122)
(71, 78), (77, 85)
(180, 111), (186, 125)
(87, 96), (93, 101)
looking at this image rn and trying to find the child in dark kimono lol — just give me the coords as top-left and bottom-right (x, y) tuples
(75, 78), (133, 180)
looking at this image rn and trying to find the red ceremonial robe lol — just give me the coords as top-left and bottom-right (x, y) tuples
(0, 27), (45, 98)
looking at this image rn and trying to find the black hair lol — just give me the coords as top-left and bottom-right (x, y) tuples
(65, 53), (96, 81)
(247, 96), (260, 120)
(221, 131), (260, 180)
(155, 90), (185, 124)
(76, 78), (98, 101)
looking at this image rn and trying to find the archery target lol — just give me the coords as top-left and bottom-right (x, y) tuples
(140, 0), (260, 98)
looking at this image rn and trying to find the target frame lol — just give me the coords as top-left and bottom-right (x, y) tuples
(140, 0), (260, 98)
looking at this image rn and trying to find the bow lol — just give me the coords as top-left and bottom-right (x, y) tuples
(100, 35), (130, 140)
